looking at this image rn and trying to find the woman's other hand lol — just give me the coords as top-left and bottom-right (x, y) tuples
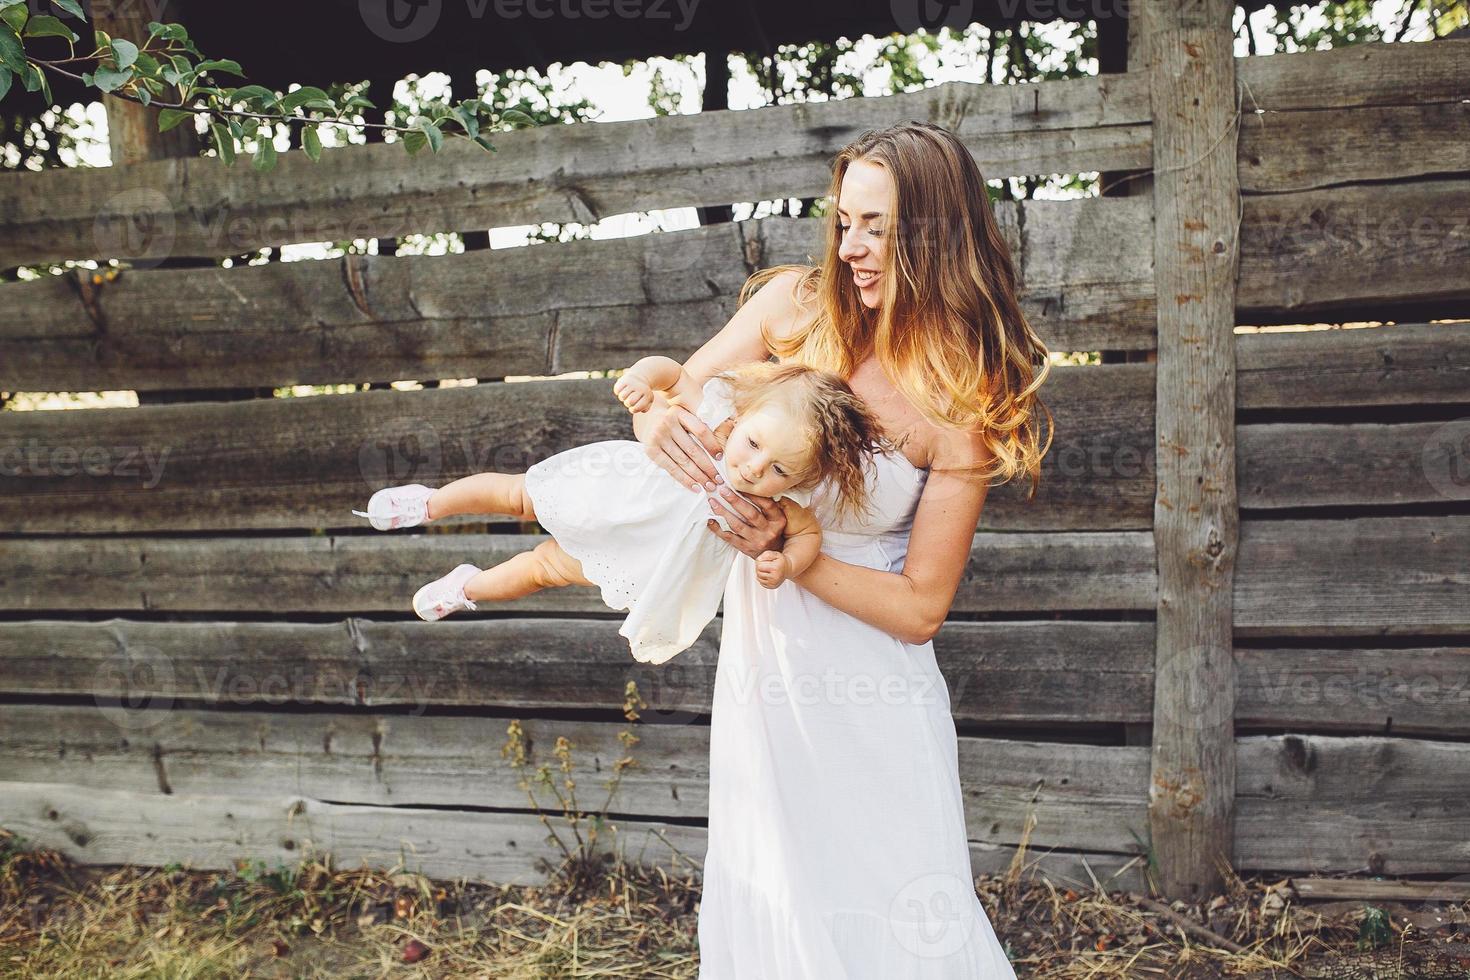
(707, 487), (786, 558)
(636, 398), (725, 493)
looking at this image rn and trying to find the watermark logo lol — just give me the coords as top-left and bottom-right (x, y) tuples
(94, 188), (176, 271)
(357, 417), (444, 490)
(889, 870), (981, 958)
(360, 0), (444, 42)
(92, 645), (176, 732)
(1152, 642), (1235, 734)
(890, 0), (975, 34)
(1421, 418), (1470, 501)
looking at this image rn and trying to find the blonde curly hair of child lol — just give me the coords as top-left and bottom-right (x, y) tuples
(712, 360), (898, 525)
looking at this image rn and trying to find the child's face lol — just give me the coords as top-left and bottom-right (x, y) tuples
(723, 404), (810, 498)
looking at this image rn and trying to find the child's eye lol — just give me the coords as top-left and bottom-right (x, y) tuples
(747, 436), (757, 448)
(774, 465), (786, 476)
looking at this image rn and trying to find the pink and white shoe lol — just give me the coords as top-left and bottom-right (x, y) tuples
(353, 484), (435, 531)
(413, 563), (482, 621)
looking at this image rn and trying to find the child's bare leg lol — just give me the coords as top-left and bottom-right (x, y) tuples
(462, 539), (594, 602)
(426, 473), (537, 522)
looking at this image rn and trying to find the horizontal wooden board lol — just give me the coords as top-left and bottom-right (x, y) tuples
(0, 363), (1154, 533)
(0, 780), (1150, 892)
(1234, 38), (1469, 113)
(1235, 516), (1470, 637)
(1237, 179), (1470, 321)
(0, 198), (1155, 393)
(1238, 102), (1470, 195)
(1235, 734), (1470, 874)
(0, 618), (1155, 724)
(1238, 420), (1470, 509)
(0, 73), (1152, 267)
(1235, 647), (1470, 737)
(0, 529), (1157, 615)
(1235, 322), (1470, 410)
(0, 706), (1152, 853)
(5, 731), (1462, 879)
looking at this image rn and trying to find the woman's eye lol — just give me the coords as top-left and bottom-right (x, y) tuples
(838, 224), (850, 233)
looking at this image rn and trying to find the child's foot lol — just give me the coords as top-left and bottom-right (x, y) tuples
(413, 563), (482, 621)
(353, 484), (435, 530)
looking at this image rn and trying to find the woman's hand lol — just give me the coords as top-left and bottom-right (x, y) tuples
(707, 487), (787, 558)
(635, 398), (726, 493)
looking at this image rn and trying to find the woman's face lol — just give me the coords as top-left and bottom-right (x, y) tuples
(722, 405), (810, 498)
(836, 159), (891, 310)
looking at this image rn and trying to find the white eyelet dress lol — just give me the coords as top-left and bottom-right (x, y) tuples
(523, 377), (811, 665)
(696, 445), (1018, 978)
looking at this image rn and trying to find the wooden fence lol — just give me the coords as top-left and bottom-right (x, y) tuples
(1, 24), (1467, 899)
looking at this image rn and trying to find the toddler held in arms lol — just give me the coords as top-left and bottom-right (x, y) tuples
(353, 357), (890, 664)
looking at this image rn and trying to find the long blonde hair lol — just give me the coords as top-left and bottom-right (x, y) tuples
(742, 121), (1054, 497)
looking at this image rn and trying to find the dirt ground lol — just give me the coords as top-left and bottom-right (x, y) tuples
(2, 830), (1467, 978)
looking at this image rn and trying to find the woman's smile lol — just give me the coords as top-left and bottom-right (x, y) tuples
(852, 267), (880, 288)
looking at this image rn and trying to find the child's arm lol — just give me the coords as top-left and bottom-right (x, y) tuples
(754, 498), (823, 589)
(613, 355), (703, 414)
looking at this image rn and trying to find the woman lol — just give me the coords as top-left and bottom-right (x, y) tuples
(632, 121), (1052, 978)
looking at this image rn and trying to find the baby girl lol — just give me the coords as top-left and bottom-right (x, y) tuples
(353, 356), (889, 664)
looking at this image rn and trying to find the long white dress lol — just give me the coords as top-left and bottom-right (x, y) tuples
(697, 447), (1017, 979)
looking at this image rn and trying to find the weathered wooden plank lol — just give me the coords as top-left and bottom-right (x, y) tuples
(0, 780), (1149, 891)
(1235, 516), (1470, 637)
(1235, 322), (1470, 410)
(1237, 180), (1470, 321)
(0, 618), (1156, 723)
(0, 780), (705, 886)
(1235, 734), (1470, 874)
(1235, 38), (1470, 112)
(1238, 102), (1470, 195)
(1140, 0), (1242, 899)
(0, 73), (1152, 267)
(0, 364), (1153, 533)
(1238, 421), (1470, 509)
(0, 198), (1155, 393)
(1235, 647), (1470, 737)
(0, 706), (1154, 853)
(0, 531), (1157, 615)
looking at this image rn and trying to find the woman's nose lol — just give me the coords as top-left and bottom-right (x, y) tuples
(837, 228), (863, 262)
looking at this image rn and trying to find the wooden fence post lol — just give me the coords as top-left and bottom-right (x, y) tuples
(93, 2), (198, 166)
(1138, 0), (1242, 899)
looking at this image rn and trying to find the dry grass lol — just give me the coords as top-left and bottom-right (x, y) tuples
(3, 825), (1467, 979)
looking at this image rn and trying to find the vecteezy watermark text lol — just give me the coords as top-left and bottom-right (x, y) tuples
(359, 0), (702, 43)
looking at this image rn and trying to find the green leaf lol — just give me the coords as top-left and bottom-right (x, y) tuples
(158, 107), (192, 132)
(402, 128), (427, 156)
(280, 85), (330, 113)
(301, 124), (321, 162)
(211, 122), (235, 165)
(229, 84), (277, 107)
(90, 65), (133, 93)
(24, 15), (78, 42)
(472, 134), (497, 153)
(20, 60), (40, 92)
(0, 26), (25, 75)
(0, 1), (26, 9)
(131, 51), (159, 74)
(110, 38), (138, 70)
(252, 137), (277, 173)
(0, 67), (10, 102)
(452, 104), (479, 139)
(499, 107), (536, 129)
(52, 0), (84, 17)
(0, 5), (25, 35)
(136, 84), (150, 105)
(419, 118), (443, 153)
(195, 58), (243, 77)
(147, 22), (187, 42)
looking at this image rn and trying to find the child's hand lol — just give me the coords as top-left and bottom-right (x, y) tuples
(613, 373), (655, 413)
(754, 550), (790, 589)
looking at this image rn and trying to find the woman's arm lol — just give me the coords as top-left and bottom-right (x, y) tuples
(790, 430), (992, 645)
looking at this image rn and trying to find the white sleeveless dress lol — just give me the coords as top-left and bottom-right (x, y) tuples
(697, 447), (1017, 979)
(524, 377), (810, 665)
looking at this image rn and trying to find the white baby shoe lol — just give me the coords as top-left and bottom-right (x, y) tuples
(413, 563), (482, 621)
(353, 483), (435, 530)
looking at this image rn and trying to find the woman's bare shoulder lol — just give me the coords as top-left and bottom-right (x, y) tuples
(757, 267), (819, 345)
